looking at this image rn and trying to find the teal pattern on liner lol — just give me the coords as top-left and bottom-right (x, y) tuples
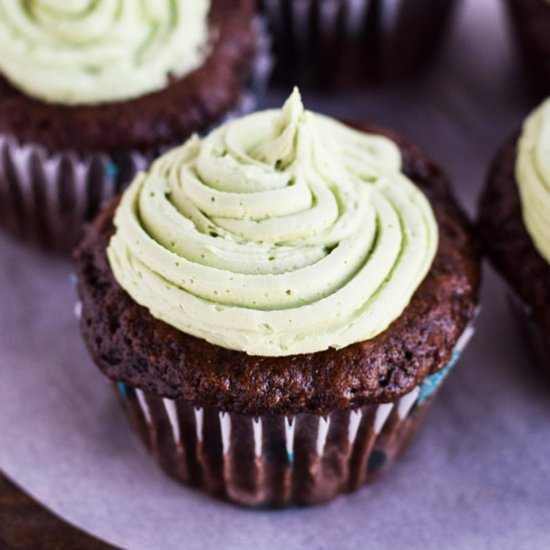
(117, 382), (130, 401)
(417, 354), (459, 405)
(367, 450), (387, 473)
(417, 316), (477, 405)
(106, 160), (119, 181)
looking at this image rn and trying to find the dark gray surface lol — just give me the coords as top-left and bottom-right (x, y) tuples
(1, 1), (549, 549)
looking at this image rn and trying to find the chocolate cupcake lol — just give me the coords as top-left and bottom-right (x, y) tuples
(75, 90), (480, 507)
(479, 98), (550, 374)
(507, 0), (550, 95)
(0, 0), (270, 252)
(261, 0), (457, 89)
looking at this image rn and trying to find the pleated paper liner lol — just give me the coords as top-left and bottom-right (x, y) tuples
(506, 0), (550, 98)
(260, 0), (456, 89)
(0, 18), (272, 254)
(114, 322), (476, 508)
(508, 292), (548, 377)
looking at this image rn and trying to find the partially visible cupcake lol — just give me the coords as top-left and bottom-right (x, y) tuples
(0, 0), (269, 252)
(75, 90), (480, 507)
(479, 98), (550, 374)
(507, 0), (550, 95)
(260, 0), (457, 88)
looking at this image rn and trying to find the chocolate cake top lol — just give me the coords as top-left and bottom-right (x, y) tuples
(75, 123), (480, 416)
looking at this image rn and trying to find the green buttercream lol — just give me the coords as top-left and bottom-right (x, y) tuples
(107, 89), (439, 357)
(0, 0), (210, 105)
(517, 98), (550, 265)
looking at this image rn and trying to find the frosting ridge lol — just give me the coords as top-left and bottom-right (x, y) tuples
(516, 97), (550, 265)
(0, 0), (210, 105)
(108, 89), (438, 356)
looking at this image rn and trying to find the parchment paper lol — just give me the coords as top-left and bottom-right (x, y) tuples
(2, 1), (550, 549)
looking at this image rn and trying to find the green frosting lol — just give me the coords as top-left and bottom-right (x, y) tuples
(108, 89), (438, 357)
(0, 0), (210, 105)
(517, 98), (550, 265)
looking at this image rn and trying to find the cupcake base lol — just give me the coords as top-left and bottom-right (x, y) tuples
(113, 320), (474, 508)
(261, 0), (456, 89)
(0, 140), (148, 253)
(116, 382), (431, 507)
(507, 0), (550, 97)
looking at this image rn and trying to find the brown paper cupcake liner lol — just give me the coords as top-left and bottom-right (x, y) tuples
(0, 18), (272, 253)
(112, 320), (476, 508)
(261, 0), (456, 88)
(508, 292), (548, 375)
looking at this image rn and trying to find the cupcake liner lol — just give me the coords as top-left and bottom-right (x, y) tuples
(0, 18), (272, 253)
(261, 0), (456, 88)
(377, 0), (457, 77)
(506, 0), (550, 97)
(112, 320), (476, 507)
(508, 292), (548, 375)
(0, 139), (149, 252)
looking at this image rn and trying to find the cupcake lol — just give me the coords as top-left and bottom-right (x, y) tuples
(479, 98), (550, 374)
(260, 0), (457, 89)
(507, 0), (550, 95)
(75, 90), (480, 507)
(0, 0), (269, 252)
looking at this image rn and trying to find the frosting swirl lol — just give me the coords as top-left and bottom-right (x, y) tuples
(108, 90), (438, 356)
(517, 97), (550, 265)
(0, 0), (210, 105)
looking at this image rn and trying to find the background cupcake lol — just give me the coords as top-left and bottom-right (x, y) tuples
(507, 0), (550, 96)
(260, 0), (457, 89)
(479, 97), (550, 374)
(75, 90), (480, 507)
(0, 0), (270, 252)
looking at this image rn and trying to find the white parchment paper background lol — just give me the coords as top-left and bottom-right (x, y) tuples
(2, 1), (550, 549)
